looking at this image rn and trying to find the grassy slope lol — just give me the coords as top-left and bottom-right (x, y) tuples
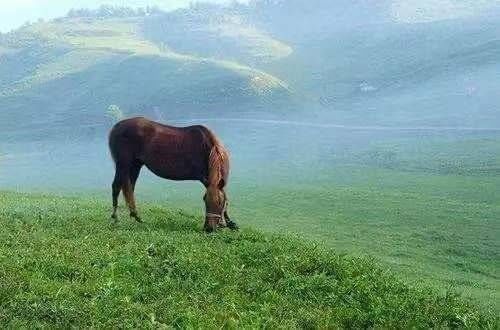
(233, 171), (500, 308)
(3, 16), (289, 91)
(233, 137), (500, 311)
(0, 17), (291, 134)
(0, 192), (497, 328)
(142, 9), (293, 65)
(124, 135), (500, 312)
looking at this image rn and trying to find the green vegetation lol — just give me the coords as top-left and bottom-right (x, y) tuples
(0, 192), (497, 328)
(1, 2), (499, 326)
(2, 2), (499, 137)
(106, 104), (125, 122)
(230, 168), (500, 310)
(143, 7), (293, 64)
(0, 12), (291, 136)
(123, 135), (499, 312)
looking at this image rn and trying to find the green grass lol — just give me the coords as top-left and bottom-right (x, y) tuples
(0, 191), (497, 328)
(125, 136), (500, 313)
(228, 173), (500, 309)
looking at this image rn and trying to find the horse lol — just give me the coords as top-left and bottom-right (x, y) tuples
(108, 117), (238, 232)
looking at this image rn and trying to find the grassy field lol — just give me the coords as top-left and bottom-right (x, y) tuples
(0, 192), (497, 328)
(113, 133), (498, 313)
(1, 127), (499, 315)
(231, 168), (500, 310)
(1, 5), (499, 327)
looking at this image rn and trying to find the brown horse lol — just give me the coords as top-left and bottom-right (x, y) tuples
(108, 117), (237, 232)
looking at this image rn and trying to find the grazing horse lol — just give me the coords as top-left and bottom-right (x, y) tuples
(108, 117), (238, 232)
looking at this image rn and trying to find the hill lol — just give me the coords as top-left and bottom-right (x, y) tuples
(0, 191), (497, 328)
(1, 1), (500, 140)
(0, 2), (499, 323)
(0, 11), (291, 137)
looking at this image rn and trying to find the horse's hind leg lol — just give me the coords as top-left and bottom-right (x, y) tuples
(123, 163), (142, 223)
(111, 160), (141, 223)
(111, 170), (122, 222)
(126, 161), (143, 223)
(130, 160), (142, 193)
(123, 180), (141, 222)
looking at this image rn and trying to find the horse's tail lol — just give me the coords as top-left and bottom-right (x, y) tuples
(206, 129), (229, 189)
(108, 118), (132, 165)
(108, 124), (119, 164)
(108, 121), (124, 165)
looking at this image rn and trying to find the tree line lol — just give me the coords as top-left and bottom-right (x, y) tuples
(66, 5), (163, 18)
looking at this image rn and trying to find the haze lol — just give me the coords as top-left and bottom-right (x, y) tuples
(0, 0), (499, 313)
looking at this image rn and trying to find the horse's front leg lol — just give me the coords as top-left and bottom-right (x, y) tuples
(220, 190), (238, 230)
(224, 210), (239, 230)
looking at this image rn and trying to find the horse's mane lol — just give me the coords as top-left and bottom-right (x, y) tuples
(207, 131), (229, 189)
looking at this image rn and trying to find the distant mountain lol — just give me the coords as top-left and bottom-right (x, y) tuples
(233, 0), (500, 126)
(1, 1), (499, 139)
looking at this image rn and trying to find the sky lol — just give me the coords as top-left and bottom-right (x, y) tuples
(0, 0), (238, 32)
(1, 0), (500, 33)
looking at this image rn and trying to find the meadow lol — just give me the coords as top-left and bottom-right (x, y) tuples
(145, 129), (500, 313)
(1, 4), (499, 327)
(0, 191), (497, 328)
(1, 122), (499, 317)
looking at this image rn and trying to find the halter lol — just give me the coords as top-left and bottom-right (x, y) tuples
(205, 200), (227, 220)
(205, 212), (223, 219)
(205, 212), (224, 229)
(205, 199), (227, 227)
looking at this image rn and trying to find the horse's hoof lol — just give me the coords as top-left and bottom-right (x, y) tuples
(204, 225), (216, 233)
(227, 221), (239, 231)
(130, 212), (143, 223)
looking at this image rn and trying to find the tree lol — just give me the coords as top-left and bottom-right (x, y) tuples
(106, 105), (125, 123)
(66, 5), (151, 19)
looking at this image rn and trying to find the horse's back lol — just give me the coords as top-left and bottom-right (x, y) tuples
(110, 117), (211, 140)
(110, 117), (156, 140)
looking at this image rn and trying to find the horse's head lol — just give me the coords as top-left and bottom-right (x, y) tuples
(203, 186), (227, 232)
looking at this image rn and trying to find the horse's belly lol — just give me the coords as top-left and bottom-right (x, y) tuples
(143, 156), (202, 181)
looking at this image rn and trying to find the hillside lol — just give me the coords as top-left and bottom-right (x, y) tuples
(0, 12), (291, 137)
(1, 1), (500, 140)
(0, 192), (497, 328)
(0, 2), (499, 323)
(270, 18), (500, 126)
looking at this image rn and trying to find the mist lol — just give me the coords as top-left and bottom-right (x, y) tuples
(2, 1), (499, 188)
(0, 0), (499, 312)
